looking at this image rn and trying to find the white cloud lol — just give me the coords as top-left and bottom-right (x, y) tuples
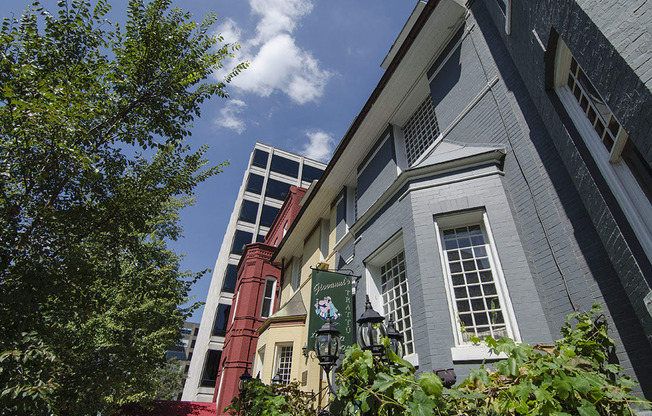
(214, 0), (331, 105)
(299, 130), (335, 162)
(216, 99), (247, 134)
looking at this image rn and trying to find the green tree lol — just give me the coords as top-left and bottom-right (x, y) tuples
(0, 0), (246, 414)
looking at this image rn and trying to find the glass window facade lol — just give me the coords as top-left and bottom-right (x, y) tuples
(222, 264), (238, 293)
(246, 174), (265, 194)
(200, 350), (222, 387)
(270, 155), (299, 177)
(302, 164), (324, 183)
(231, 230), (253, 255)
(252, 149), (269, 169)
(212, 304), (231, 337)
(239, 200), (259, 224)
(260, 205), (280, 227)
(265, 178), (292, 201)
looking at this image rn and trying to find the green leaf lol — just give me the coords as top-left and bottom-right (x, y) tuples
(418, 372), (443, 397)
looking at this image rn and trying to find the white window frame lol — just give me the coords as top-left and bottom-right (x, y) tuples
(254, 347), (265, 379)
(434, 210), (520, 361)
(260, 277), (276, 318)
(364, 232), (418, 366)
(273, 343), (293, 384)
(554, 38), (652, 262)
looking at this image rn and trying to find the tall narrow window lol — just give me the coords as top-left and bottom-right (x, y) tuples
(435, 211), (519, 348)
(402, 96), (440, 166)
(200, 350), (222, 387)
(380, 252), (415, 356)
(261, 277), (276, 318)
(554, 37), (652, 260)
(274, 344), (293, 384)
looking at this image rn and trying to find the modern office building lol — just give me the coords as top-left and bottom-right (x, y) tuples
(182, 143), (326, 402)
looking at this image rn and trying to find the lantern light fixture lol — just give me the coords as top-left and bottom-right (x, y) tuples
(238, 366), (252, 391)
(356, 295), (386, 356)
(385, 315), (405, 359)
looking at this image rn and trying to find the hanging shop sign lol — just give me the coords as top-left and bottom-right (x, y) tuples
(308, 269), (354, 350)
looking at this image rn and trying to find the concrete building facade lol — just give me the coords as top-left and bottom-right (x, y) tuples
(182, 144), (325, 402)
(250, 0), (651, 404)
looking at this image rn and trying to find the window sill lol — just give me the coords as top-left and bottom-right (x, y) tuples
(404, 353), (419, 367)
(450, 346), (507, 362)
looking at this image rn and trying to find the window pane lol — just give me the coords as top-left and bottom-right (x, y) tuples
(212, 304), (231, 337)
(231, 230), (253, 255)
(260, 205), (280, 227)
(380, 251), (415, 356)
(276, 345), (293, 383)
(403, 95), (440, 166)
(252, 149), (269, 169)
(440, 222), (510, 342)
(200, 350), (222, 387)
(256, 233), (266, 243)
(222, 264), (238, 293)
(246, 174), (264, 194)
(265, 178), (292, 201)
(270, 155), (299, 177)
(239, 200), (259, 224)
(302, 164), (324, 183)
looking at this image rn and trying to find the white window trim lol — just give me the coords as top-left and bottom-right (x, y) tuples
(231, 289), (240, 324)
(554, 39), (652, 262)
(260, 277), (276, 318)
(273, 343), (294, 384)
(254, 347), (265, 379)
(364, 232), (419, 366)
(434, 210), (521, 361)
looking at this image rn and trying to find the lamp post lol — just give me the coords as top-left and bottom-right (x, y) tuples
(356, 296), (386, 357)
(314, 316), (341, 396)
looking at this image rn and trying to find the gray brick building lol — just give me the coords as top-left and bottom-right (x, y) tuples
(269, 0), (652, 399)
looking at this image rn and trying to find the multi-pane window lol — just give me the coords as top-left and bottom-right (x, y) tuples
(275, 345), (293, 383)
(403, 96), (440, 166)
(555, 38), (652, 259)
(440, 224), (508, 342)
(261, 278), (276, 318)
(567, 56), (623, 158)
(380, 252), (415, 355)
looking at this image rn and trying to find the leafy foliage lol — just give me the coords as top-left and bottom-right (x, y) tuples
(0, 0), (246, 414)
(225, 379), (315, 416)
(234, 305), (650, 416)
(334, 304), (650, 415)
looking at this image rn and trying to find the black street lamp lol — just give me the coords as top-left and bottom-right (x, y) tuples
(271, 371), (284, 384)
(238, 365), (252, 391)
(314, 316), (341, 396)
(356, 296), (386, 356)
(385, 315), (405, 359)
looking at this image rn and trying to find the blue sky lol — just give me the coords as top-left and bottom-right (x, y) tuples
(1, 0), (419, 321)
